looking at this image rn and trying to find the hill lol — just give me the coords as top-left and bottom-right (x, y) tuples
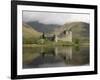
(53, 22), (89, 42)
(64, 22), (89, 37)
(27, 21), (61, 33)
(23, 23), (42, 44)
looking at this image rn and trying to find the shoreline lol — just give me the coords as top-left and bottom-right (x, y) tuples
(23, 43), (89, 47)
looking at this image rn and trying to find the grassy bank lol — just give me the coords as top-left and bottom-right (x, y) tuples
(23, 42), (73, 47)
(23, 41), (89, 48)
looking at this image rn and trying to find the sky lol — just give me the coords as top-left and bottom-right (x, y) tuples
(23, 11), (90, 25)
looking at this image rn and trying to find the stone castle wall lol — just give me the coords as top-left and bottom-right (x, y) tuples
(56, 31), (72, 42)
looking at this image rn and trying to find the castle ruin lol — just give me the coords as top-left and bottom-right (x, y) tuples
(42, 29), (72, 42)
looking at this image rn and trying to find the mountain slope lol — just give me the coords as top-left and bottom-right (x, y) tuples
(53, 22), (89, 41)
(64, 22), (89, 37)
(23, 23), (42, 44)
(27, 21), (61, 33)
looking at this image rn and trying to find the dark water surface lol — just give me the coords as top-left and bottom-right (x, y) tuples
(23, 46), (89, 69)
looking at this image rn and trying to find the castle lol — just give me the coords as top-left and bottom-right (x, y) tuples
(42, 29), (72, 42)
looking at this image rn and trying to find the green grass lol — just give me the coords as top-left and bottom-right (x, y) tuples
(23, 35), (89, 47)
(23, 39), (74, 48)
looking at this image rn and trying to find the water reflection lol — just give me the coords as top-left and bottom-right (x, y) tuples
(23, 46), (89, 69)
(54, 47), (72, 61)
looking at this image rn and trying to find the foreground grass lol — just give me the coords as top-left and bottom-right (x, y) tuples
(23, 41), (89, 47)
(24, 40), (72, 47)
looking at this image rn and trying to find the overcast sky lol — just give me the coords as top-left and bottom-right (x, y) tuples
(23, 11), (90, 25)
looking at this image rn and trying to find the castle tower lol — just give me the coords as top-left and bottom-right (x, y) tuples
(64, 30), (72, 42)
(53, 34), (58, 42)
(67, 31), (72, 42)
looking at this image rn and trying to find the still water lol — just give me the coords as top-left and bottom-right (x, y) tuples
(23, 46), (89, 69)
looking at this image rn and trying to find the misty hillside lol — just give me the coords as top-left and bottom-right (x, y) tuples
(26, 21), (61, 33)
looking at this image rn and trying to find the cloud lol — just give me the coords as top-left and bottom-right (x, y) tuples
(23, 11), (90, 25)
